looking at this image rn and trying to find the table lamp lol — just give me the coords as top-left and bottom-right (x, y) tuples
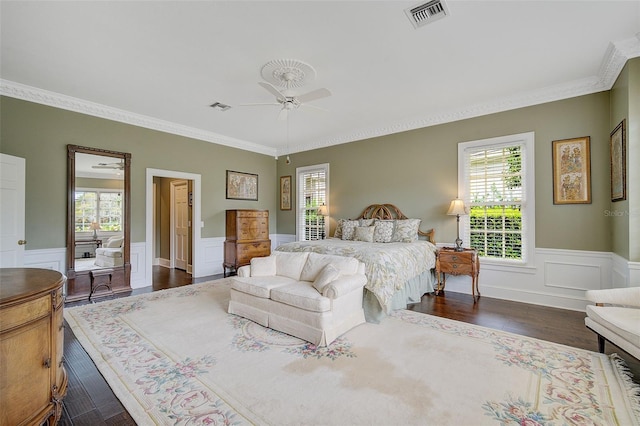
(446, 199), (466, 252)
(90, 222), (101, 240)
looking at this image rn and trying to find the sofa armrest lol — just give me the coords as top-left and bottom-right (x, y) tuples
(585, 287), (640, 307)
(237, 265), (251, 277)
(323, 275), (367, 299)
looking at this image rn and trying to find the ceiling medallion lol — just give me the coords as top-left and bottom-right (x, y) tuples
(260, 59), (317, 90)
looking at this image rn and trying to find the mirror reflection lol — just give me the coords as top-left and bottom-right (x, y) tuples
(66, 145), (131, 302)
(73, 153), (125, 271)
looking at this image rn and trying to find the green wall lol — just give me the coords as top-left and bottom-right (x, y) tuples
(0, 97), (277, 250)
(277, 92), (613, 252)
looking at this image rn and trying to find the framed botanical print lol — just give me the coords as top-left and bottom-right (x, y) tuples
(226, 170), (258, 201)
(610, 119), (626, 202)
(552, 136), (591, 204)
(280, 175), (291, 210)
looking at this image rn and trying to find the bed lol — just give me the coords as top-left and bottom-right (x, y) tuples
(276, 204), (437, 322)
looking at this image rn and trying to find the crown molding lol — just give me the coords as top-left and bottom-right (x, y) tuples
(0, 79), (277, 157)
(2, 35), (638, 158)
(285, 35), (640, 155)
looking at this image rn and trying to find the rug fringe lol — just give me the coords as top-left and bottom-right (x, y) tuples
(609, 353), (640, 424)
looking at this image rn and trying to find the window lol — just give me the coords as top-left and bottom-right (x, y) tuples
(75, 190), (123, 232)
(296, 164), (329, 241)
(459, 132), (535, 265)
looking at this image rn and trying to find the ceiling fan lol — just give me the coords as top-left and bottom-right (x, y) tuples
(92, 161), (124, 170)
(242, 82), (332, 121)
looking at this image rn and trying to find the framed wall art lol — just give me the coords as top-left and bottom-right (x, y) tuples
(552, 136), (591, 204)
(610, 119), (626, 202)
(280, 175), (291, 210)
(226, 170), (258, 201)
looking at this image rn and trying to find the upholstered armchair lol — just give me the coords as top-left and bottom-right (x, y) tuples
(94, 235), (124, 267)
(584, 287), (640, 359)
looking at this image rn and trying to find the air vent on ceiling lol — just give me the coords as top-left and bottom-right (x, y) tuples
(405, 0), (449, 29)
(210, 102), (231, 111)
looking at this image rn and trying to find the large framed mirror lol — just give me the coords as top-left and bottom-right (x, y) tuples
(66, 145), (131, 301)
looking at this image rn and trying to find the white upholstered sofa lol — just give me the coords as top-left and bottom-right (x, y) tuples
(584, 287), (640, 359)
(228, 251), (367, 346)
(94, 235), (124, 267)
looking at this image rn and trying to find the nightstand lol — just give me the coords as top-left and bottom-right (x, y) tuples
(435, 247), (480, 302)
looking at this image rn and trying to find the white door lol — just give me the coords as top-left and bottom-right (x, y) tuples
(173, 181), (189, 271)
(0, 154), (26, 267)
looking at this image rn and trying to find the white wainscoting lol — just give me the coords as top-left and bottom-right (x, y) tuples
(23, 248), (66, 273)
(198, 236), (225, 277)
(130, 242), (146, 289)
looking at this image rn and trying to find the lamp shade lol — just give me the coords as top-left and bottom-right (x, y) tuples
(446, 199), (467, 216)
(317, 204), (328, 216)
(89, 222), (101, 230)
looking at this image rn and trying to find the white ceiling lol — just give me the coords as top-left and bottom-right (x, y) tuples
(2, 1), (639, 157)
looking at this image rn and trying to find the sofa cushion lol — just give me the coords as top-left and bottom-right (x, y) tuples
(274, 252), (309, 280)
(105, 236), (124, 248)
(300, 252), (360, 281)
(312, 264), (340, 293)
(271, 282), (331, 313)
(95, 248), (122, 258)
(586, 305), (640, 347)
(231, 276), (297, 299)
(250, 256), (277, 276)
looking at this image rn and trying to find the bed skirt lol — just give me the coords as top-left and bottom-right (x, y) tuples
(363, 269), (436, 323)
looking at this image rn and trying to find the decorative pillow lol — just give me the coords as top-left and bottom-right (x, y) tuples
(340, 220), (360, 240)
(354, 226), (375, 242)
(333, 219), (344, 239)
(359, 218), (375, 227)
(373, 220), (394, 243)
(392, 219), (422, 242)
(105, 236), (124, 248)
(312, 264), (340, 293)
(250, 256), (277, 276)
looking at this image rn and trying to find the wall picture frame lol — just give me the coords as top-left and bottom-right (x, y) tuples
(280, 175), (292, 210)
(226, 170), (258, 201)
(610, 119), (626, 202)
(552, 136), (591, 205)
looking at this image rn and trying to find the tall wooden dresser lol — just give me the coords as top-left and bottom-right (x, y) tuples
(224, 209), (271, 276)
(0, 268), (68, 426)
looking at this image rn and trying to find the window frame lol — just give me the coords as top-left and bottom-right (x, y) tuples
(296, 163), (329, 241)
(74, 187), (124, 237)
(458, 132), (535, 269)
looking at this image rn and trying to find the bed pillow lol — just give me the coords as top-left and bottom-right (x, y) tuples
(373, 220), (394, 243)
(392, 219), (421, 242)
(333, 219), (344, 239)
(340, 220), (360, 240)
(354, 225), (375, 242)
(312, 264), (340, 293)
(359, 218), (375, 227)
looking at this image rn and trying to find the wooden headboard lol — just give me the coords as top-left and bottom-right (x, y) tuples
(355, 203), (435, 244)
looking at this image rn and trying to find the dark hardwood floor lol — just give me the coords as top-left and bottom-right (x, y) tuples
(60, 268), (639, 425)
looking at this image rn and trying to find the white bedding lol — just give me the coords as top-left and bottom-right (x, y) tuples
(275, 238), (437, 313)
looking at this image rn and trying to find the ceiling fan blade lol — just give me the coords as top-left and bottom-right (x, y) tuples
(301, 103), (328, 113)
(277, 108), (289, 121)
(296, 88), (331, 104)
(258, 82), (287, 101)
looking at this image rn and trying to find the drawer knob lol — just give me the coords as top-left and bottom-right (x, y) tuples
(453, 264), (458, 269)
(44, 358), (51, 368)
(452, 256), (458, 261)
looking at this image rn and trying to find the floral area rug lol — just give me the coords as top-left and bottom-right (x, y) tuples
(64, 279), (640, 425)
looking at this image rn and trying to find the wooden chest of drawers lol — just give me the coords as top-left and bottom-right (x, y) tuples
(224, 209), (270, 276)
(435, 247), (480, 301)
(0, 268), (68, 426)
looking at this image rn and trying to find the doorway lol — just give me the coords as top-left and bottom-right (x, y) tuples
(145, 169), (202, 287)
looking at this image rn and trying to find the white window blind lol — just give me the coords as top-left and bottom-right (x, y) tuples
(459, 133), (535, 265)
(75, 190), (123, 232)
(296, 164), (329, 241)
